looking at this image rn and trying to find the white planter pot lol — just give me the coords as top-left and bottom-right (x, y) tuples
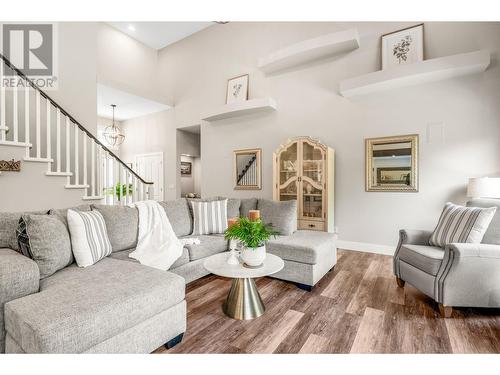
(240, 245), (266, 267)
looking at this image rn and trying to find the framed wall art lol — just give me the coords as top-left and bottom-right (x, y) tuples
(226, 74), (249, 104)
(366, 134), (419, 192)
(180, 161), (192, 176)
(233, 148), (261, 190)
(381, 24), (424, 69)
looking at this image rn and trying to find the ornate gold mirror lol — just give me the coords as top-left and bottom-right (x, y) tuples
(365, 134), (418, 192)
(234, 148), (262, 190)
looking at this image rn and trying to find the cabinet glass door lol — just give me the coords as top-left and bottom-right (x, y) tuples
(278, 142), (298, 201)
(301, 140), (324, 220)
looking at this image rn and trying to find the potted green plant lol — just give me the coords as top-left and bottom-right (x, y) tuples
(104, 183), (133, 201)
(224, 217), (279, 267)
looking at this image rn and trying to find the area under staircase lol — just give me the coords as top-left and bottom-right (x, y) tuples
(0, 53), (153, 205)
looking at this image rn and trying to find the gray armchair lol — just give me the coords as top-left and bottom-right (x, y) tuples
(393, 199), (500, 317)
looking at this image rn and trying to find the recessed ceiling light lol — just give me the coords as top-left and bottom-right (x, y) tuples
(128, 25), (136, 31)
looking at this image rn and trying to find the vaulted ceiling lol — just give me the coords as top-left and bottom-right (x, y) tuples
(107, 22), (214, 50)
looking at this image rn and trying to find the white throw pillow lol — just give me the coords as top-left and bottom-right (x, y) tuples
(67, 209), (112, 267)
(429, 202), (497, 248)
(190, 199), (228, 235)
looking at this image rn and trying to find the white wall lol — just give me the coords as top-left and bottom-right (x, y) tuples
(193, 156), (202, 196)
(119, 110), (177, 200)
(154, 22), (500, 247)
(97, 23), (167, 104)
(177, 129), (201, 157)
(52, 22), (98, 134)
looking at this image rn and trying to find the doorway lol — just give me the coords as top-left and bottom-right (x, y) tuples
(135, 152), (164, 201)
(176, 126), (201, 198)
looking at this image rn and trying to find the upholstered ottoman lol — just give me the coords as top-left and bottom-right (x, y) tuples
(266, 230), (337, 291)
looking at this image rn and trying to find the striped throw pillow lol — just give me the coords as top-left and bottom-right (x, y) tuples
(190, 199), (228, 235)
(429, 202), (497, 248)
(67, 209), (112, 267)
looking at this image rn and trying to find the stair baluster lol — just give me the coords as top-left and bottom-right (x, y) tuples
(46, 99), (51, 165)
(74, 124), (80, 186)
(112, 158), (118, 205)
(13, 83), (18, 142)
(55, 108), (61, 173)
(65, 117), (71, 175)
(24, 83), (30, 154)
(132, 175), (137, 203)
(91, 139), (96, 197)
(83, 135), (88, 192)
(36, 91), (41, 159)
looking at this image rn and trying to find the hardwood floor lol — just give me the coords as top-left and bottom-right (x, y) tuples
(154, 250), (500, 354)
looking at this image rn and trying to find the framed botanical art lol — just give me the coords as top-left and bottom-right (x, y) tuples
(381, 24), (424, 70)
(226, 74), (249, 104)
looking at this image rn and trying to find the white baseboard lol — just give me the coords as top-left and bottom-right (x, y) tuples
(335, 240), (395, 256)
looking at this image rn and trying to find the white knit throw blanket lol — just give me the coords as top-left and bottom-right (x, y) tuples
(128, 200), (192, 270)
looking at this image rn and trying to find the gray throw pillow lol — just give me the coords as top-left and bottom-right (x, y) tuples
(160, 199), (193, 237)
(0, 210), (48, 250)
(49, 204), (91, 227)
(240, 198), (258, 218)
(17, 214), (74, 279)
(257, 199), (297, 236)
(226, 198), (242, 219)
(467, 199), (500, 245)
(91, 205), (139, 252)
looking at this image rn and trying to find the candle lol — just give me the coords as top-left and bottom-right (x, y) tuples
(227, 218), (239, 228)
(248, 210), (261, 221)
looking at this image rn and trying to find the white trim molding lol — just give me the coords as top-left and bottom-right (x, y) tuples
(335, 240), (396, 256)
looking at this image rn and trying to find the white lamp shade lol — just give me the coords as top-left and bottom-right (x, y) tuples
(467, 177), (500, 198)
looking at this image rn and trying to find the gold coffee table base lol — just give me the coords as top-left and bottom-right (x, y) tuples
(223, 278), (265, 320)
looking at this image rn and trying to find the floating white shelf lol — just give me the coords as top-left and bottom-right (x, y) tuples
(339, 50), (490, 98)
(202, 98), (277, 122)
(258, 28), (360, 74)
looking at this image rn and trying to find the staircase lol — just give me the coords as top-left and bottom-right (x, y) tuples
(0, 53), (153, 206)
(237, 155), (257, 186)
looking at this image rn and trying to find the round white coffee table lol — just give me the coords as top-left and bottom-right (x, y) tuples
(203, 252), (284, 320)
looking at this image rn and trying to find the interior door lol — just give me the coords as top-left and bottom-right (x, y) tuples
(135, 152), (164, 201)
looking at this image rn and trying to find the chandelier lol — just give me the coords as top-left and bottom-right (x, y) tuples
(103, 104), (125, 147)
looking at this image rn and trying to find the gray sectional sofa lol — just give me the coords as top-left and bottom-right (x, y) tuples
(0, 197), (337, 354)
